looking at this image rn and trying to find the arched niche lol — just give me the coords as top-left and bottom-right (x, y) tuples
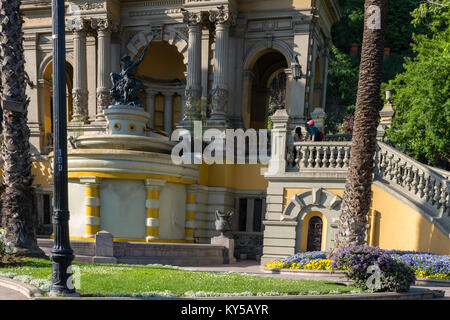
(281, 188), (342, 252)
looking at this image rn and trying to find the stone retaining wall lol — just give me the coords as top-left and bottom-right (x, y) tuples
(38, 237), (225, 266)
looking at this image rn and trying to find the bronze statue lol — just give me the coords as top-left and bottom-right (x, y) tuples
(110, 34), (156, 107)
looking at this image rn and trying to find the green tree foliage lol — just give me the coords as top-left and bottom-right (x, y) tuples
(326, 0), (424, 133)
(386, 0), (450, 166)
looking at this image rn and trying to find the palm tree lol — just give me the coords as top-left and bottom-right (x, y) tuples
(334, 0), (389, 249)
(0, 0), (41, 255)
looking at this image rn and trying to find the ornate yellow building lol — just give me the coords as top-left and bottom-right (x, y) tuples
(17, 0), (449, 264)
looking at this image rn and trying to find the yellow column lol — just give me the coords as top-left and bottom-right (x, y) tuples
(185, 185), (197, 242)
(80, 176), (101, 238)
(145, 179), (166, 242)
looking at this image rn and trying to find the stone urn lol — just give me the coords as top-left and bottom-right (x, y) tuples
(104, 104), (150, 136)
(212, 210), (236, 264)
(215, 210), (233, 236)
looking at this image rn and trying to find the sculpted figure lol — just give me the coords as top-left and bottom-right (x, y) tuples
(110, 34), (156, 107)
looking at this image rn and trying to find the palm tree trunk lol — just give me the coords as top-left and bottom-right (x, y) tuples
(334, 0), (389, 249)
(0, 0), (41, 255)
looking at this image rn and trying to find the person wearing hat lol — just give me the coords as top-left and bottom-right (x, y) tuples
(307, 120), (320, 142)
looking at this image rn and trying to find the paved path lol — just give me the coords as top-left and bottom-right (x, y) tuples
(181, 261), (450, 299)
(0, 285), (27, 300)
(0, 260), (448, 300)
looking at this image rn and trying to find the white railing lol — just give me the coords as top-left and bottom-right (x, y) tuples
(294, 142), (351, 170)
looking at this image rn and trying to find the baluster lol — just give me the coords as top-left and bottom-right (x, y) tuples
(428, 177), (435, 206)
(433, 181), (441, 209)
(323, 146), (330, 168)
(439, 183), (447, 211)
(343, 146), (350, 168)
(308, 146), (315, 168)
(406, 165), (414, 191)
(296, 146), (303, 168)
(336, 146), (344, 168)
(302, 145), (309, 168)
(380, 150), (389, 177)
(394, 158), (402, 185)
(418, 171), (425, 199)
(412, 168), (420, 195)
(315, 145), (322, 168)
(423, 175), (431, 202)
(385, 154), (393, 180)
(329, 146), (337, 168)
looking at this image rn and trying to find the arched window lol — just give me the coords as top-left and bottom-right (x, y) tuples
(306, 216), (323, 251)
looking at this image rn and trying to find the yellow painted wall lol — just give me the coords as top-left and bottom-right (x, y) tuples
(283, 186), (450, 255)
(137, 41), (186, 81)
(199, 163), (268, 191)
(32, 160), (51, 188)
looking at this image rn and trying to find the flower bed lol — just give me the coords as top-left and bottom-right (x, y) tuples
(267, 248), (450, 280)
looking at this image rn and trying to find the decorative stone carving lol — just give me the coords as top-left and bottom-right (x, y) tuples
(67, 17), (87, 32)
(181, 9), (206, 26)
(183, 88), (201, 120)
(210, 87), (228, 116)
(91, 18), (114, 32)
(209, 5), (236, 26)
(72, 89), (88, 121)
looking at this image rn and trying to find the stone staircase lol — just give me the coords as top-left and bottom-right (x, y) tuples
(292, 140), (450, 237)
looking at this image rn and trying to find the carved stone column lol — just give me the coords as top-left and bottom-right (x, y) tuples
(92, 18), (114, 122)
(68, 17), (88, 123)
(208, 7), (236, 127)
(164, 92), (173, 135)
(145, 89), (157, 129)
(180, 10), (204, 125)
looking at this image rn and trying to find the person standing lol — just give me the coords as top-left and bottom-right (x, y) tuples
(307, 120), (320, 142)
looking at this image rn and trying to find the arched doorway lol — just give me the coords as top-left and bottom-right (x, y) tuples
(247, 50), (288, 130)
(306, 216), (323, 252)
(41, 60), (73, 154)
(136, 40), (187, 134)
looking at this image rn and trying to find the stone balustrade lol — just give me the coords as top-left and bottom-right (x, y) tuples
(374, 141), (450, 222)
(295, 142), (351, 170)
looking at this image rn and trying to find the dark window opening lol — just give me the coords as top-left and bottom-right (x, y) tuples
(306, 216), (323, 252)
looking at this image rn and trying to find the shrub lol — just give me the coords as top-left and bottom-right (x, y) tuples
(0, 228), (17, 264)
(331, 245), (416, 292)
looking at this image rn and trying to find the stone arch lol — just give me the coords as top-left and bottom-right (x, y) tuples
(126, 27), (188, 65)
(38, 53), (74, 81)
(281, 188), (342, 252)
(243, 39), (295, 71)
(38, 57), (74, 153)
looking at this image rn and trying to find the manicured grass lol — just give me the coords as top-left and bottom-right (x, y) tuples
(0, 257), (359, 297)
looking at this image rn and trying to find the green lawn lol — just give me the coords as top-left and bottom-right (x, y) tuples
(0, 257), (359, 297)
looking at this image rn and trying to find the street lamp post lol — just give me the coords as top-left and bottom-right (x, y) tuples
(50, 0), (76, 295)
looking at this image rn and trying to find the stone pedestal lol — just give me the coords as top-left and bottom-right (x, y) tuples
(104, 105), (150, 136)
(93, 231), (117, 264)
(211, 233), (236, 264)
